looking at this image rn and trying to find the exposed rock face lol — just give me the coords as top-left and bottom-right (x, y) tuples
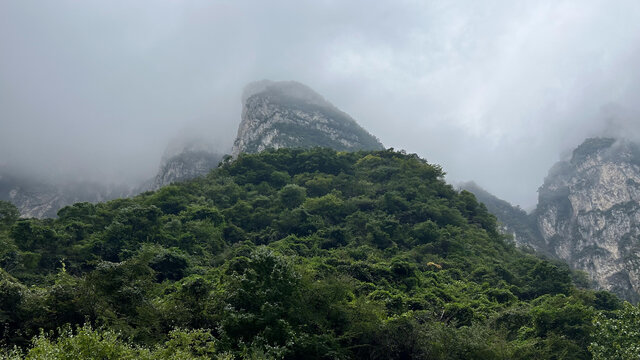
(535, 138), (640, 301)
(232, 80), (384, 156)
(153, 151), (222, 189)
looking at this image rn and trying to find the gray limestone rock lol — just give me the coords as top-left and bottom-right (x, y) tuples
(535, 138), (640, 302)
(232, 80), (384, 157)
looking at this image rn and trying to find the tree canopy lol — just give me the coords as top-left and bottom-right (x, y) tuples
(0, 148), (627, 359)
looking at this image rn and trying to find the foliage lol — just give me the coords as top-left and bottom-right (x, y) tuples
(0, 148), (620, 359)
(0, 201), (20, 229)
(590, 302), (640, 359)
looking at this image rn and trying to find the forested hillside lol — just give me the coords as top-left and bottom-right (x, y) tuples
(0, 149), (625, 359)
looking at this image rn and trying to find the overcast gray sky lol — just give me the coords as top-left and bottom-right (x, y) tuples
(2, 0), (640, 208)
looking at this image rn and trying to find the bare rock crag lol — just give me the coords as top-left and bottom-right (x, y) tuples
(535, 138), (640, 301)
(232, 80), (384, 156)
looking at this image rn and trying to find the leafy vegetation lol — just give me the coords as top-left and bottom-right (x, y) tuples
(590, 301), (640, 359)
(0, 148), (627, 359)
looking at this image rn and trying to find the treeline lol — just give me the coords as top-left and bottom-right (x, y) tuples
(0, 148), (630, 359)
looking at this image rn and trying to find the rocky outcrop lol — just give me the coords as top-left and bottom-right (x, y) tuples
(153, 151), (222, 189)
(535, 138), (640, 302)
(232, 80), (384, 156)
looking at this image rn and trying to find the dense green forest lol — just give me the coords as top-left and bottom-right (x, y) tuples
(0, 148), (632, 359)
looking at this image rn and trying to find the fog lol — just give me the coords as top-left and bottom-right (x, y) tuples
(2, 0), (640, 208)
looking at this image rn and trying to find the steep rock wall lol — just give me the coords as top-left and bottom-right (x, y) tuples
(232, 80), (383, 156)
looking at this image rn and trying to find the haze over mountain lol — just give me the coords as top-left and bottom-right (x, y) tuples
(3, 1), (640, 208)
(2, 81), (384, 218)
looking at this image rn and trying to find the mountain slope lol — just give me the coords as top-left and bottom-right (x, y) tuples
(232, 80), (384, 156)
(0, 148), (611, 359)
(460, 182), (546, 252)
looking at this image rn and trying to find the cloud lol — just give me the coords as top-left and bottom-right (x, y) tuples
(1, 0), (640, 206)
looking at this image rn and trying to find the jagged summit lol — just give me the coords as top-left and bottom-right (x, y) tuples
(232, 80), (384, 156)
(151, 136), (223, 189)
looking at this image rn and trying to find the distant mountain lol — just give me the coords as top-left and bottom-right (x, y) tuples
(0, 147), (224, 218)
(232, 80), (384, 156)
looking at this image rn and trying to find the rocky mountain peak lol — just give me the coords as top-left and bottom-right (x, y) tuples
(232, 80), (384, 157)
(241, 80), (332, 108)
(151, 136), (223, 189)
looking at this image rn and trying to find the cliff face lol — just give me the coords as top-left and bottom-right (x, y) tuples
(535, 138), (640, 301)
(232, 80), (384, 156)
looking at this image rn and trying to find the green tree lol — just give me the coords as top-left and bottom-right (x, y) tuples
(0, 201), (20, 228)
(218, 247), (301, 351)
(590, 302), (640, 359)
(278, 184), (306, 209)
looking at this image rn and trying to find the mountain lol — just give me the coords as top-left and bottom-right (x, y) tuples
(231, 80), (384, 156)
(0, 148), (223, 218)
(535, 137), (640, 302)
(465, 138), (640, 302)
(0, 148), (612, 359)
(5, 80), (384, 218)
